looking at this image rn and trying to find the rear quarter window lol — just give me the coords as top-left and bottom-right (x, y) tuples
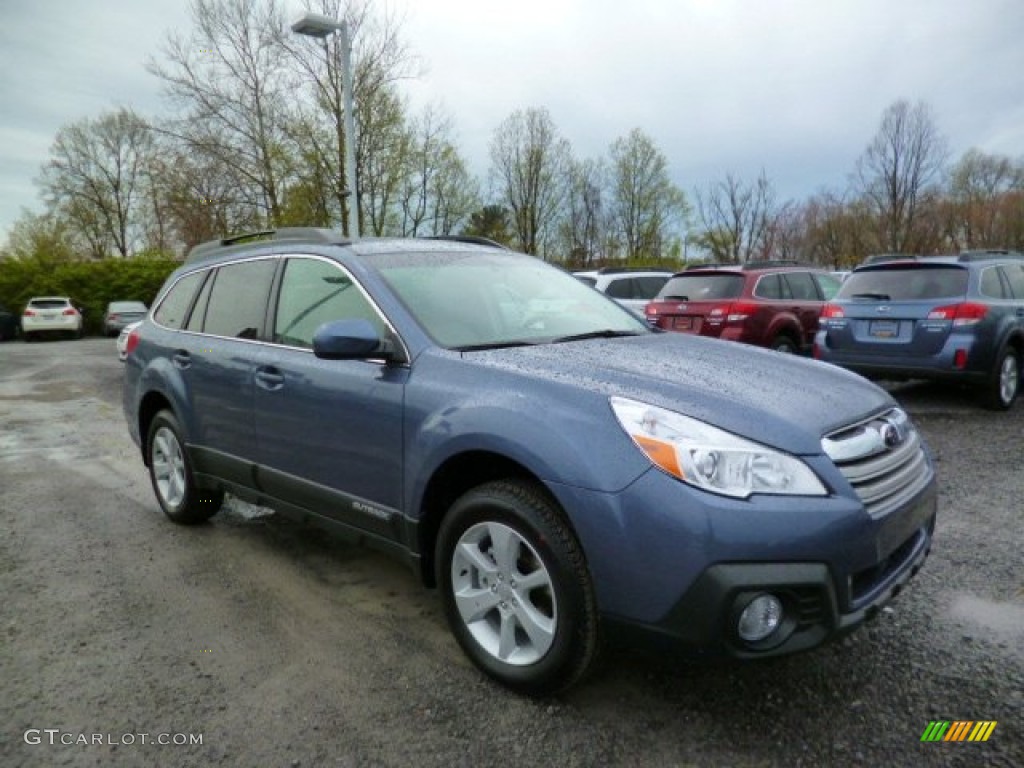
(153, 272), (205, 330)
(1001, 264), (1024, 299)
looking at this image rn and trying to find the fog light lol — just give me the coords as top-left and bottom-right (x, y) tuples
(737, 594), (783, 642)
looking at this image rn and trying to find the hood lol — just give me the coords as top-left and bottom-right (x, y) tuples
(463, 333), (894, 455)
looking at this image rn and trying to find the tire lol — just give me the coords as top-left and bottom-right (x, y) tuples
(22, 332), (33, 343)
(146, 410), (223, 524)
(436, 480), (599, 696)
(771, 335), (798, 354)
(982, 345), (1020, 411)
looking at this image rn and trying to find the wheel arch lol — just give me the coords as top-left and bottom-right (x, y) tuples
(414, 450), (566, 588)
(137, 391), (175, 466)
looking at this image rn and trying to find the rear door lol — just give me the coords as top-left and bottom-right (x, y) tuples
(183, 258), (278, 483)
(826, 264), (969, 357)
(780, 271), (826, 346)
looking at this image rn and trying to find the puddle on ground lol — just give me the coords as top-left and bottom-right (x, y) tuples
(948, 592), (1024, 646)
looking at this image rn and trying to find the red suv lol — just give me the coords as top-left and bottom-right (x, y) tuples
(644, 262), (842, 353)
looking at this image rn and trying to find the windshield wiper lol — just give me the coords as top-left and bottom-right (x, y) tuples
(550, 329), (644, 344)
(850, 292), (891, 300)
(662, 294), (689, 301)
(454, 340), (539, 351)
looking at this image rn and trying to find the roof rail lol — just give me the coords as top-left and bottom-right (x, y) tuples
(861, 253), (922, 265)
(740, 259), (811, 270)
(684, 259), (810, 271)
(957, 249), (1024, 262)
(596, 266), (673, 274)
(185, 227), (348, 264)
(422, 235), (509, 249)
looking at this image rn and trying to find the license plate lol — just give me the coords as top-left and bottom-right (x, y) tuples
(673, 317), (692, 330)
(869, 320), (898, 338)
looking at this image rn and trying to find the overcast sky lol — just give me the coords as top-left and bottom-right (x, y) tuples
(1, 0), (1023, 242)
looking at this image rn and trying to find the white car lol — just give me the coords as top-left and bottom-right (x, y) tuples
(117, 321), (142, 362)
(21, 296), (84, 341)
(573, 268), (673, 314)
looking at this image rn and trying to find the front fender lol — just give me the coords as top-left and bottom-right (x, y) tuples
(403, 382), (651, 518)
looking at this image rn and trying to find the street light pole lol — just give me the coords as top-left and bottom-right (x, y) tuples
(291, 11), (359, 238)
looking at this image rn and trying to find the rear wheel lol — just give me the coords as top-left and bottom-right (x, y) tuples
(146, 410), (223, 524)
(983, 345), (1020, 410)
(436, 481), (599, 696)
(771, 335), (798, 354)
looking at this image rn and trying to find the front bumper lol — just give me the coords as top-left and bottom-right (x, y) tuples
(605, 515), (933, 657)
(550, 456), (937, 659)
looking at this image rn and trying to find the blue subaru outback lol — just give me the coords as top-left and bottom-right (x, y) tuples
(123, 230), (937, 694)
(815, 250), (1024, 409)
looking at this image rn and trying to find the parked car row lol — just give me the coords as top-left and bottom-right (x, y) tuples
(0, 298), (149, 342)
(577, 253), (1024, 410)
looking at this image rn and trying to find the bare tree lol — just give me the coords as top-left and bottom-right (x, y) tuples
(489, 107), (571, 257)
(39, 109), (153, 258)
(561, 157), (608, 266)
(398, 105), (477, 236)
(694, 170), (779, 262)
(149, 0), (294, 227)
(608, 128), (687, 261)
(853, 99), (949, 253)
(945, 149), (1022, 249)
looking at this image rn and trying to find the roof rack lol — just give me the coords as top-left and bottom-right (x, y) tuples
(861, 253), (923, 265)
(957, 249), (1024, 263)
(185, 227), (348, 264)
(422, 235), (509, 250)
(685, 259), (810, 271)
(595, 266), (674, 274)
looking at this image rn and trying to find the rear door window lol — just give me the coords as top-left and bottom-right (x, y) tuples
(754, 274), (783, 299)
(782, 271), (819, 301)
(202, 259), (277, 339)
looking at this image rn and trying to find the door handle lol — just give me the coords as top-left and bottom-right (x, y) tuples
(255, 366), (284, 391)
(172, 350), (191, 369)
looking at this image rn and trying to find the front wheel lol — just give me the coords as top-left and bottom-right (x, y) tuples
(436, 481), (598, 696)
(982, 345), (1020, 410)
(146, 410), (223, 524)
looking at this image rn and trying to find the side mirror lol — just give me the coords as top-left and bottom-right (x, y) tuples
(312, 319), (392, 360)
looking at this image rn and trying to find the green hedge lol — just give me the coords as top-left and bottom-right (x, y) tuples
(0, 257), (181, 335)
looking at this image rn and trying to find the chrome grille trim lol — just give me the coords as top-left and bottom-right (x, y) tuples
(822, 408), (932, 519)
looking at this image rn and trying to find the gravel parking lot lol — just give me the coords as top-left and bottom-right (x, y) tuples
(1, 338), (1021, 767)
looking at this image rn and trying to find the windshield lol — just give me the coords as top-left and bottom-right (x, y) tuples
(656, 273), (743, 301)
(838, 266), (968, 301)
(375, 250), (649, 349)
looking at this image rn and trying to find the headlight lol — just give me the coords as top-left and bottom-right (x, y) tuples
(609, 396), (827, 499)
